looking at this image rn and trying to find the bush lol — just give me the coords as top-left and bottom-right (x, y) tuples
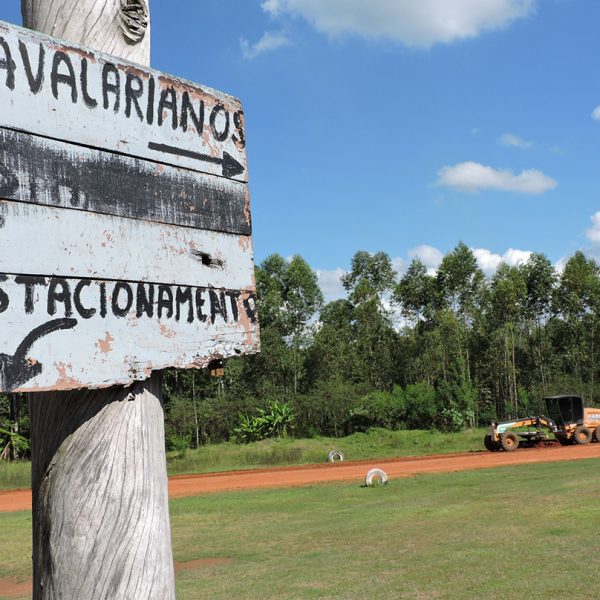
(404, 382), (437, 430)
(292, 380), (370, 438)
(435, 380), (476, 432)
(234, 399), (295, 444)
(349, 388), (406, 431)
(168, 434), (191, 457)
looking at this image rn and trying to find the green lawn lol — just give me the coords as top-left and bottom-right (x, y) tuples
(2, 457), (600, 599)
(0, 428), (486, 491)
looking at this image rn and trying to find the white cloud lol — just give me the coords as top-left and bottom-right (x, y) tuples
(317, 257), (405, 304)
(583, 212), (600, 262)
(592, 106), (600, 122)
(586, 211), (600, 246)
(554, 256), (568, 274)
(503, 248), (532, 265)
(472, 248), (502, 273)
(499, 132), (533, 149)
(262, 0), (534, 48)
(473, 247), (532, 274)
(391, 256), (407, 276)
(409, 245), (444, 273)
(262, 0), (281, 13)
(240, 31), (291, 59)
(316, 245), (536, 305)
(437, 161), (557, 194)
(408, 245), (531, 276)
(316, 268), (347, 303)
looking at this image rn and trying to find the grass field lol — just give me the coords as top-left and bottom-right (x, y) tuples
(0, 428), (486, 490)
(1, 457), (599, 599)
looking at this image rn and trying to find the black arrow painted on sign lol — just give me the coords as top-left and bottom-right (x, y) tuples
(0, 318), (78, 392)
(148, 142), (245, 178)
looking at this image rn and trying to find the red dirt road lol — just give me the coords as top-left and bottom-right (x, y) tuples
(2, 444), (600, 513)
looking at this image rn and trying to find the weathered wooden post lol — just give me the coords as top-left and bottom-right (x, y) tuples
(22, 1), (174, 598)
(0, 1), (258, 597)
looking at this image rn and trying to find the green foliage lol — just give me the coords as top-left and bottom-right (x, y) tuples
(132, 247), (600, 448)
(232, 413), (261, 444)
(349, 387), (406, 431)
(394, 258), (437, 323)
(168, 434), (191, 458)
(403, 382), (438, 429)
(292, 379), (368, 438)
(250, 254), (324, 396)
(341, 250), (396, 298)
(234, 399), (295, 444)
(8, 245), (600, 455)
(0, 394), (29, 461)
(336, 250), (400, 389)
(437, 241), (485, 319)
(0, 428), (30, 456)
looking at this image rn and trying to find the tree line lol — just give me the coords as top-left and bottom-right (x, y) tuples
(3, 243), (600, 456)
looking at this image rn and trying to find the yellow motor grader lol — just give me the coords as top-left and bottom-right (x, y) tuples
(484, 395), (600, 451)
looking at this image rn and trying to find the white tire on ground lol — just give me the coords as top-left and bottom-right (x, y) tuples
(364, 468), (388, 486)
(327, 450), (344, 462)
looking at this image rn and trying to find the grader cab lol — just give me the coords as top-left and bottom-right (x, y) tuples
(484, 395), (600, 451)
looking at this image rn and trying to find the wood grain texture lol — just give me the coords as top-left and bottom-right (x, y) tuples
(0, 274), (259, 393)
(0, 201), (255, 289)
(23, 1), (177, 598)
(0, 19), (247, 181)
(21, 0), (150, 67)
(0, 127), (251, 234)
(30, 376), (175, 599)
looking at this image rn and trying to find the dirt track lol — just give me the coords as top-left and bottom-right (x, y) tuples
(2, 444), (600, 513)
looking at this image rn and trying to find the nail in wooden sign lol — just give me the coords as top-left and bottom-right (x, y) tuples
(0, 20), (259, 393)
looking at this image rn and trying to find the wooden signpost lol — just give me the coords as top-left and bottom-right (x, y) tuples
(0, 19), (259, 393)
(1, 1), (260, 597)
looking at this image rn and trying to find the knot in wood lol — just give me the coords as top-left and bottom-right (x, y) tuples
(119, 0), (149, 44)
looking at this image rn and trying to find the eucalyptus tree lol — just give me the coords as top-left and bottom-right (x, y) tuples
(487, 263), (527, 416)
(521, 253), (556, 392)
(341, 251), (397, 297)
(341, 251), (399, 389)
(394, 258), (437, 324)
(310, 299), (357, 384)
(254, 254), (323, 395)
(393, 258), (441, 386)
(283, 255), (324, 393)
(553, 252), (600, 399)
(436, 242), (485, 386)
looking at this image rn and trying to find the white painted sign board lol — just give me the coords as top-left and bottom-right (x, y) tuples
(0, 20), (259, 393)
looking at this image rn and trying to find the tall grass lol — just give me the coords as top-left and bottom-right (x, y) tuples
(166, 428), (485, 476)
(0, 461), (30, 491)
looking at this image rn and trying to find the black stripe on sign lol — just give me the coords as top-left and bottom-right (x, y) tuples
(0, 127), (251, 236)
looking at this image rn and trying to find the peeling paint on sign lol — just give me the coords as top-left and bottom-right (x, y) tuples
(0, 20), (259, 393)
(0, 274), (259, 392)
(0, 21), (247, 180)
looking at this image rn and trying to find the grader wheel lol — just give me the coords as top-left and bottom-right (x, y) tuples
(594, 426), (600, 443)
(573, 426), (592, 445)
(484, 434), (500, 452)
(501, 431), (520, 451)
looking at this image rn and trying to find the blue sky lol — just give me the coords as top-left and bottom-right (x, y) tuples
(2, 1), (600, 301)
